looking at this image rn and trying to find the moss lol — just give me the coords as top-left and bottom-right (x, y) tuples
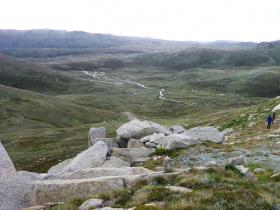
(152, 148), (180, 158)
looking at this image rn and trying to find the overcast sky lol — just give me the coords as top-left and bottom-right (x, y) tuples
(0, 0), (280, 42)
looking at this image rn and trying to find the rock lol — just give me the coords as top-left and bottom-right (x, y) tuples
(131, 157), (151, 166)
(59, 141), (108, 174)
(165, 186), (192, 193)
(169, 125), (187, 134)
(0, 142), (17, 177)
(254, 168), (265, 174)
(127, 139), (145, 148)
(145, 133), (165, 144)
(78, 198), (104, 210)
(183, 127), (224, 143)
(228, 155), (245, 165)
(111, 148), (155, 163)
(59, 167), (153, 179)
(145, 142), (157, 148)
(95, 208), (126, 210)
(47, 158), (73, 175)
(272, 104), (280, 112)
(236, 165), (252, 176)
(94, 138), (119, 150)
(31, 177), (125, 205)
(100, 157), (130, 168)
(88, 127), (107, 147)
(116, 119), (171, 140)
(17, 171), (46, 181)
(150, 133), (197, 149)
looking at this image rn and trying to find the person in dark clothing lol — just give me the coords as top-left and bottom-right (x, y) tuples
(272, 112), (276, 123)
(266, 115), (273, 129)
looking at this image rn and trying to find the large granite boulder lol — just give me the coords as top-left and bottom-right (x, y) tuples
(58, 141), (109, 175)
(31, 177), (125, 205)
(88, 127), (107, 147)
(47, 158), (73, 175)
(141, 133), (165, 143)
(183, 127), (224, 143)
(94, 138), (119, 150)
(111, 148), (155, 163)
(116, 119), (171, 140)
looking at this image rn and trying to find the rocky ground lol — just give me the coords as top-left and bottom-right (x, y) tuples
(1, 109), (280, 210)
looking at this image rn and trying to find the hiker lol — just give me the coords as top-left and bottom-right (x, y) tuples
(266, 115), (273, 129)
(272, 112), (276, 123)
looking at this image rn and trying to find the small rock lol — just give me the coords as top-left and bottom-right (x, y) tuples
(78, 198), (104, 210)
(145, 142), (157, 148)
(236, 165), (253, 176)
(165, 186), (193, 193)
(254, 168), (265, 174)
(271, 172), (280, 179)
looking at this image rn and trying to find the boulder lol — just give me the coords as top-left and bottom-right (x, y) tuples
(111, 148), (155, 163)
(59, 167), (153, 179)
(183, 127), (224, 143)
(146, 133), (165, 144)
(116, 119), (171, 140)
(151, 133), (197, 149)
(88, 127), (107, 147)
(78, 199), (104, 210)
(169, 125), (187, 134)
(59, 141), (108, 174)
(127, 139), (145, 148)
(31, 177), (125, 205)
(254, 168), (265, 174)
(47, 158), (73, 175)
(100, 157), (130, 168)
(236, 165), (253, 176)
(0, 142), (16, 177)
(94, 138), (119, 150)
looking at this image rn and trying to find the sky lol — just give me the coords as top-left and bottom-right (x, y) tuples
(0, 0), (280, 42)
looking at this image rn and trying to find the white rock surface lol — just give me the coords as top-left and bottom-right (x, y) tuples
(127, 139), (145, 148)
(0, 142), (16, 177)
(272, 104), (280, 112)
(100, 157), (130, 168)
(111, 148), (155, 163)
(88, 127), (107, 147)
(228, 155), (245, 165)
(169, 125), (187, 134)
(59, 141), (108, 174)
(183, 127), (224, 143)
(78, 198), (104, 210)
(254, 168), (265, 174)
(165, 186), (193, 193)
(47, 158), (73, 175)
(152, 133), (197, 149)
(116, 119), (171, 139)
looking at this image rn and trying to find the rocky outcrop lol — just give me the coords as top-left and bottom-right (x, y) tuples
(88, 127), (107, 147)
(116, 119), (171, 140)
(169, 125), (187, 134)
(94, 138), (119, 150)
(111, 148), (155, 163)
(0, 142), (16, 177)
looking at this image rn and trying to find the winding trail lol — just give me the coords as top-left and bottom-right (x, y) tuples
(82, 71), (183, 104)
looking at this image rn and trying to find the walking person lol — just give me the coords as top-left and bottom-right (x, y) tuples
(266, 114), (273, 129)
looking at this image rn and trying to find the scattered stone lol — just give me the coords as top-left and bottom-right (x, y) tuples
(88, 127), (107, 147)
(111, 148), (155, 163)
(116, 119), (171, 140)
(127, 139), (145, 148)
(271, 172), (280, 179)
(254, 168), (265, 174)
(59, 141), (108, 174)
(101, 156), (130, 168)
(221, 128), (234, 136)
(78, 198), (104, 210)
(165, 186), (193, 193)
(169, 125), (187, 134)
